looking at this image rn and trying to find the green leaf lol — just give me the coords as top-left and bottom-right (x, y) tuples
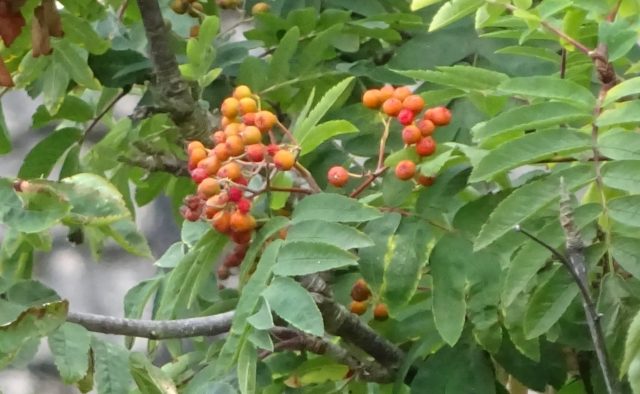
(285, 220), (373, 250)
(102, 219), (152, 257)
(51, 39), (101, 90)
(293, 77), (355, 141)
(598, 130), (640, 160)
(269, 171), (293, 211)
(237, 341), (257, 394)
(239, 217), (290, 286)
(469, 129), (591, 182)
(299, 120), (358, 156)
(429, 0), (484, 31)
(42, 62), (70, 114)
(19, 128), (82, 179)
(609, 195), (640, 228)
(155, 243), (185, 269)
(475, 164), (595, 250)
(129, 352), (177, 394)
(472, 103), (592, 142)
(524, 266), (578, 339)
(60, 13), (110, 54)
(601, 160), (640, 193)
(0, 300), (68, 355)
(622, 308), (640, 378)
(599, 19), (637, 62)
(497, 76), (595, 109)
(411, 0), (442, 11)
(246, 300), (274, 330)
(216, 241), (282, 375)
(397, 65), (508, 92)
(273, 241), (358, 276)
(611, 235), (640, 279)
(33, 96), (94, 127)
(359, 213), (403, 294)
(596, 100), (640, 128)
(0, 103), (11, 154)
(291, 193), (382, 223)
(263, 277), (323, 336)
(198, 15), (220, 45)
(604, 77), (640, 106)
(93, 337), (133, 394)
(48, 323), (91, 384)
(268, 26), (300, 82)
(123, 278), (160, 348)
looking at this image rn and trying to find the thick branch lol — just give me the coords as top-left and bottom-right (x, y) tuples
(136, 0), (209, 141)
(67, 311), (234, 339)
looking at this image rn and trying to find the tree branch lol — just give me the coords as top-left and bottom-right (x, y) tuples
(136, 0), (209, 141)
(67, 311), (234, 339)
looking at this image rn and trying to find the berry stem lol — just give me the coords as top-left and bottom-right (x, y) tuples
(276, 120), (299, 146)
(350, 116), (391, 198)
(294, 162), (322, 193)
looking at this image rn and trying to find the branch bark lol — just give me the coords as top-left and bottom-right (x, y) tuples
(136, 0), (209, 141)
(67, 310), (234, 339)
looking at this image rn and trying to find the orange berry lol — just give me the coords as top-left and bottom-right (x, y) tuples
(350, 279), (371, 302)
(416, 175), (435, 187)
(197, 178), (221, 198)
(218, 162), (243, 180)
(350, 301), (367, 316)
(254, 110), (277, 132)
(241, 125), (262, 145)
(415, 136), (436, 157)
(392, 86), (412, 101)
(213, 143), (230, 161)
(187, 140), (205, 154)
(403, 94), (425, 113)
(425, 106), (451, 126)
(233, 85), (252, 100)
(170, 0), (188, 14)
(221, 116), (235, 128)
(401, 125), (421, 145)
(327, 166), (349, 187)
(417, 119), (435, 136)
(230, 211), (257, 232)
(379, 85), (394, 101)
(373, 303), (389, 321)
(245, 144), (265, 162)
(189, 24), (200, 38)
(239, 97), (258, 114)
(224, 123), (243, 137)
(231, 229), (253, 244)
(221, 97), (240, 118)
(211, 130), (226, 145)
(197, 156), (221, 176)
(362, 89), (382, 109)
(395, 160), (416, 181)
(225, 135), (245, 157)
(212, 211), (231, 233)
(251, 1), (269, 14)
(382, 98), (403, 117)
(188, 147), (207, 169)
(243, 112), (256, 126)
(273, 149), (295, 171)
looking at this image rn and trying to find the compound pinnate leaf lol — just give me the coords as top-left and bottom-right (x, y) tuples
(429, 0), (485, 32)
(273, 241), (358, 276)
(291, 193), (382, 224)
(263, 276), (323, 336)
(609, 195), (640, 228)
(285, 220), (374, 250)
(93, 337), (133, 394)
(48, 323), (91, 384)
(497, 76), (595, 109)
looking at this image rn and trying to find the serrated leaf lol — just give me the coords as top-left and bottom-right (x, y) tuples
(51, 39), (101, 90)
(429, 0), (485, 32)
(263, 277), (323, 335)
(469, 129), (591, 182)
(155, 243), (185, 269)
(604, 77), (640, 106)
(397, 65), (508, 92)
(411, 0), (442, 11)
(129, 352), (177, 394)
(48, 323), (91, 384)
(602, 160), (640, 193)
(497, 77), (595, 109)
(42, 62), (70, 114)
(60, 13), (109, 54)
(123, 278), (161, 348)
(286, 220), (374, 250)
(609, 195), (640, 228)
(239, 217), (290, 287)
(475, 164), (595, 250)
(596, 100), (640, 128)
(0, 104), (11, 154)
(101, 219), (152, 257)
(237, 341), (257, 394)
(472, 102), (592, 142)
(598, 130), (640, 160)
(0, 300), (68, 355)
(622, 308), (640, 377)
(524, 267), (578, 339)
(359, 213), (403, 293)
(291, 193), (382, 223)
(494, 46), (560, 63)
(216, 241), (282, 375)
(270, 171), (293, 211)
(246, 300), (274, 330)
(274, 241), (357, 276)
(299, 120), (358, 156)
(611, 235), (640, 279)
(293, 77), (355, 141)
(93, 337), (133, 394)
(268, 26), (300, 82)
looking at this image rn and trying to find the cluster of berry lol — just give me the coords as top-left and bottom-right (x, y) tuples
(326, 85), (451, 188)
(349, 279), (389, 321)
(182, 85), (297, 245)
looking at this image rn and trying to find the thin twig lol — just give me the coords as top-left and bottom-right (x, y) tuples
(117, 0), (129, 21)
(294, 162), (321, 193)
(350, 117), (392, 198)
(80, 89), (128, 144)
(67, 310), (234, 339)
(560, 48), (567, 79)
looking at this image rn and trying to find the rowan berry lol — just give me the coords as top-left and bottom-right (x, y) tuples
(327, 166), (349, 187)
(415, 136), (436, 157)
(395, 160), (416, 181)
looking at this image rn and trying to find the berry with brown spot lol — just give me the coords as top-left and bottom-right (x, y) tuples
(362, 89), (382, 109)
(327, 166), (349, 187)
(402, 125), (421, 145)
(395, 160), (416, 181)
(415, 136), (436, 157)
(373, 303), (389, 321)
(273, 149), (295, 171)
(350, 301), (367, 316)
(382, 98), (403, 117)
(350, 279), (371, 302)
(254, 110), (277, 132)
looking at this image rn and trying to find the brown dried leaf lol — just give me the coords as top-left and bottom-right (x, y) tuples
(32, 5), (51, 57)
(0, 0), (25, 47)
(0, 56), (14, 87)
(42, 0), (62, 38)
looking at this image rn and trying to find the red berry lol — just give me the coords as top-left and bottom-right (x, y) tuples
(228, 187), (243, 202)
(401, 125), (421, 145)
(403, 94), (425, 113)
(417, 175), (436, 187)
(245, 144), (265, 162)
(237, 198), (251, 214)
(425, 106), (452, 126)
(395, 160), (416, 181)
(416, 119), (435, 136)
(190, 168), (209, 184)
(415, 136), (436, 157)
(397, 108), (415, 125)
(327, 166), (349, 187)
(267, 144), (279, 156)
